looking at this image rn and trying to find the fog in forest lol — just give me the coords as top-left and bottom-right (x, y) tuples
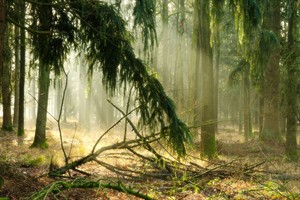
(0, 0), (297, 146)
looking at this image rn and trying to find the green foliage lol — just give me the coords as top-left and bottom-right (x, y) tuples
(21, 155), (45, 167)
(29, 179), (154, 200)
(23, 0), (190, 156)
(228, 59), (248, 86)
(133, 0), (157, 52)
(1, 126), (13, 132)
(67, 0), (191, 156)
(30, 1), (76, 75)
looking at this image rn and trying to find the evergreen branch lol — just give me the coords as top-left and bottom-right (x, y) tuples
(7, 17), (56, 34)
(29, 179), (154, 200)
(67, 0), (191, 156)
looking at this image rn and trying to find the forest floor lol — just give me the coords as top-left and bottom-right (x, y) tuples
(0, 122), (300, 199)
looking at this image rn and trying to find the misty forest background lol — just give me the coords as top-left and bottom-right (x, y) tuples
(0, 0), (300, 199)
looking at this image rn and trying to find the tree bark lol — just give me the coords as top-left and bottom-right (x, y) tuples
(32, 61), (50, 148)
(261, 1), (281, 142)
(161, 0), (169, 88)
(13, 21), (20, 128)
(18, 0), (26, 136)
(243, 63), (253, 141)
(198, 0), (216, 158)
(285, 0), (298, 161)
(1, 3), (13, 131)
(174, 0), (185, 117)
(189, 0), (198, 127)
(0, 0), (5, 126)
(32, 0), (52, 148)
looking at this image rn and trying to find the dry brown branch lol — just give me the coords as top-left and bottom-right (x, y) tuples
(49, 133), (160, 177)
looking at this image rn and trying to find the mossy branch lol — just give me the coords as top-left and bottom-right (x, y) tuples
(29, 179), (154, 200)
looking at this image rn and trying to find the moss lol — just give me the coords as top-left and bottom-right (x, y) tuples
(2, 126), (13, 132)
(21, 155), (45, 167)
(17, 129), (25, 137)
(30, 141), (49, 149)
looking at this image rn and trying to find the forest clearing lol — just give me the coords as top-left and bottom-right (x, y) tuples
(0, 0), (300, 199)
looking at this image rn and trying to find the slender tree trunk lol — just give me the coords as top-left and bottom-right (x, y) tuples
(18, 0), (26, 136)
(259, 87), (264, 134)
(238, 81), (243, 134)
(85, 77), (92, 131)
(199, 0), (216, 158)
(189, 1), (198, 127)
(243, 64), (253, 141)
(260, 1), (281, 142)
(78, 55), (87, 126)
(193, 0), (201, 131)
(0, 0), (4, 125)
(55, 78), (62, 119)
(285, 0), (298, 161)
(161, 0), (169, 88)
(13, 21), (20, 127)
(214, 29), (220, 134)
(30, 72), (37, 120)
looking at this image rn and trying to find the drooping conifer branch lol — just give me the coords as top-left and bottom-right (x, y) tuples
(133, 0), (157, 51)
(67, 0), (191, 156)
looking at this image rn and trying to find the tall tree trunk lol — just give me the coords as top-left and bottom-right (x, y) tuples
(161, 0), (169, 88)
(13, 19), (20, 127)
(260, 1), (281, 142)
(78, 55), (87, 127)
(193, 0), (201, 132)
(213, 27), (220, 134)
(238, 81), (243, 134)
(31, 0), (52, 148)
(174, 0), (185, 117)
(243, 64), (253, 141)
(198, 0), (216, 158)
(32, 62), (50, 148)
(0, 0), (4, 125)
(30, 72), (37, 120)
(189, 0), (198, 127)
(258, 86), (264, 134)
(285, 0), (298, 161)
(18, 0), (26, 136)
(0, 0), (13, 131)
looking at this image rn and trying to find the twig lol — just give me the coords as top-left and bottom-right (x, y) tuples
(124, 84), (134, 141)
(57, 69), (69, 166)
(68, 123), (78, 161)
(106, 99), (171, 172)
(91, 106), (139, 154)
(93, 159), (142, 179)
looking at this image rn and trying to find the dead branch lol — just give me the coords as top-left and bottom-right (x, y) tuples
(91, 106), (139, 153)
(107, 99), (175, 174)
(49, 133), (159, 177)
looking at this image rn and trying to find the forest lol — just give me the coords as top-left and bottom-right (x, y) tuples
(0, 0), (299, 199)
